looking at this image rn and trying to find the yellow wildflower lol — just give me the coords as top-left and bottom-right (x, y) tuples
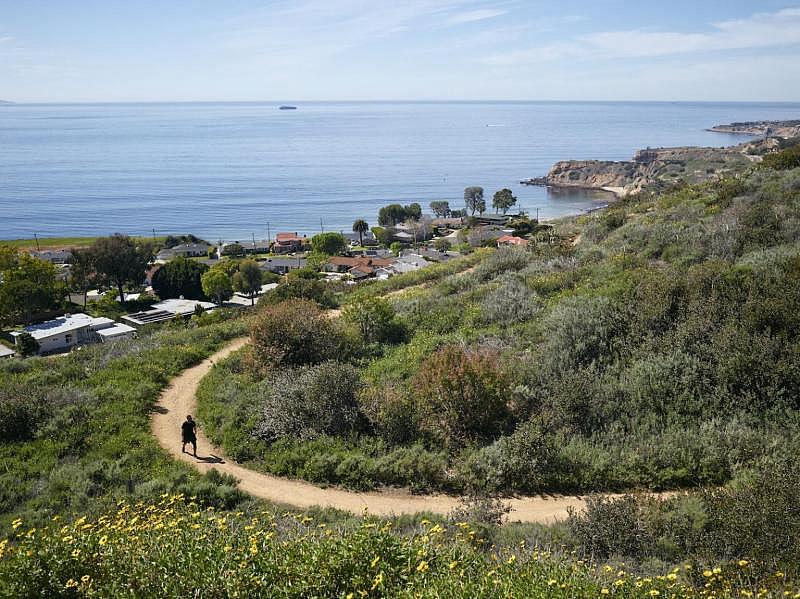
(416, 561), (429, 572)
(739, 560), (749, 567)
(370, 556), (380, 568)
(65, 579), (79, 589)
(600, 589), (610, 595)
(11, 519), (22, 531)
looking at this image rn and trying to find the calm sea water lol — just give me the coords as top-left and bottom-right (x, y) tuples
(2, 101), (799, 241)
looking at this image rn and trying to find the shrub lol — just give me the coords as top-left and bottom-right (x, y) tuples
(14, 332), (39, 357)
(761, 145), (800, 170)
(480, 274), (539, 325)
(342, 297), (405, 344)
(259, 277), (339, 309)
(256, 361), (365, 441)
(412, 344), (513, 450)
(249, 299), (342, 369)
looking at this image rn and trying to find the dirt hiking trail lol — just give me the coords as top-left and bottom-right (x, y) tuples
(152, 338), (641, 523)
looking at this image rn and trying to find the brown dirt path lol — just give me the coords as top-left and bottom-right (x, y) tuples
(151, 338), (649, 523)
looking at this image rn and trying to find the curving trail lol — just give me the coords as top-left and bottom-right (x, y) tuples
(151, 338), (643, 523)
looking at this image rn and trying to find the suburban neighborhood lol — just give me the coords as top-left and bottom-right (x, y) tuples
(0, 192), (546, 357)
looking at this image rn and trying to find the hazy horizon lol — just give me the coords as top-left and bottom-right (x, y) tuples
(2, 1), (800, 103)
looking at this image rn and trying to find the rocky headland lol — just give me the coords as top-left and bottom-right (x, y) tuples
(708, 119), (800, 138)
(524, 120), (799, 197)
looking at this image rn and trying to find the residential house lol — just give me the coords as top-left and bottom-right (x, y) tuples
(226, 283), (280, 307)
(10, 313), (135, 355)
(390, 254), (429, 275)
(322, 256), (394, 280)
(273, 232), (307, 254)
(156, 242), (211, 262)
(0, 345), (16, 359)
(122, 298), (216, 327)
(260, 257), (307, 275)
(28, 249), (73, 264)
(342, 231), (378, 247)
(496, 235), (530, 247)
(220, 240), (271, 256)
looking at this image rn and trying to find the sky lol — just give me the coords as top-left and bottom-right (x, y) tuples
(1, 1), (799, 102)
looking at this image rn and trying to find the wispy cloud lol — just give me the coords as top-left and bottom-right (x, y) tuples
(445, 8), (506, 25)
(483, 6), (800, 65)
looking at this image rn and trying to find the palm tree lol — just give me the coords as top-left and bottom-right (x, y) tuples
(352, 219), (369, 247)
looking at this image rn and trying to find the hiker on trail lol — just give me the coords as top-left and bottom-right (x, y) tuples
(181, 415), (197, 457)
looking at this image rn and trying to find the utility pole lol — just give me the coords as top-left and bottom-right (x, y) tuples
(266, 222), (271, 245)
(152, 228), (157, 243)
(535, 207), (540, 223)
(33, 232), (40, 251)
(320, 218), (324, 234)
(252, 232), (256, 252)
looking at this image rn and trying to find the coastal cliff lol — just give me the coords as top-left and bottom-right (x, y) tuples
(524, 145), (755, 196)
(524, 120), (799, 196)
(708, 119), (800, 138)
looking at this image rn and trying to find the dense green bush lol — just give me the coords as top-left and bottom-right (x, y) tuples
(249, 299), (343, 369)
(256, 361), (365, 441)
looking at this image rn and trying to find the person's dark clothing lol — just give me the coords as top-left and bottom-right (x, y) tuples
(181, 420), (197, 443)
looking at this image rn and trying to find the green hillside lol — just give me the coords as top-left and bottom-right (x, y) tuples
(2, 151), (800, 595)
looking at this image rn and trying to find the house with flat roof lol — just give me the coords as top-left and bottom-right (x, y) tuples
(0, 345), (16, 359)
(122, 298), (216, 327)
(10, 313), (135, 355)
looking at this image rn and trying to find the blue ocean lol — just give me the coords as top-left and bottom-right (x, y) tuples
(1, 101), (799, 241)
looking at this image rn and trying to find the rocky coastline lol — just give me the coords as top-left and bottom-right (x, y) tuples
(707, 119), (800, 138)
(523, 119), (798, 197)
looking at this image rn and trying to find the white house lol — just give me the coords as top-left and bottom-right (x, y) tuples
(10, 313), (135, 355)
(0, 345), (15, 359)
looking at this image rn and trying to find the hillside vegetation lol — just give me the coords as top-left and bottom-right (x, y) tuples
(199, 164), (800, 497)
(3, 149), (800, 595)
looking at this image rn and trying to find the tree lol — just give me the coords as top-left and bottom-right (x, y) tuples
(413, 344), (512, 450)
(405, 203), (422, 221)
(492, 188), (517, 215)
(201, 269), (233, 305)
(464, 186), (485, 215)
(311, 232), (346, 256)
(378, 204), (409, 226)
(69, 248), (96, 307)
(233, 259), (263, 306)
(352, 219), (369, 247)
(249, 299), (342, 369)
(16, 332), (40, 357)
(151, 256), (208, 300)
(223, 243), (245, 258)
(433, 237), (452, 252)
(372, 226), (394, 247)
(342, 297), (404, 344)
(429, 201), (451, 218)
(91, 235), (153, 302)
(0, 254), (60, 325)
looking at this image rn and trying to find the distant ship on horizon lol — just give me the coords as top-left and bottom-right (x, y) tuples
(279, 105), (297, 110)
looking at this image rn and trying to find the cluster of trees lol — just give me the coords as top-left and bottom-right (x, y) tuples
(377, 203), (422, 226)
(464, 186), (518, 215)
(163, 233), (208, 248)
(0, 234), (157, 327)
(197, 259), (263, 306)
(0, 247), (63, 327)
